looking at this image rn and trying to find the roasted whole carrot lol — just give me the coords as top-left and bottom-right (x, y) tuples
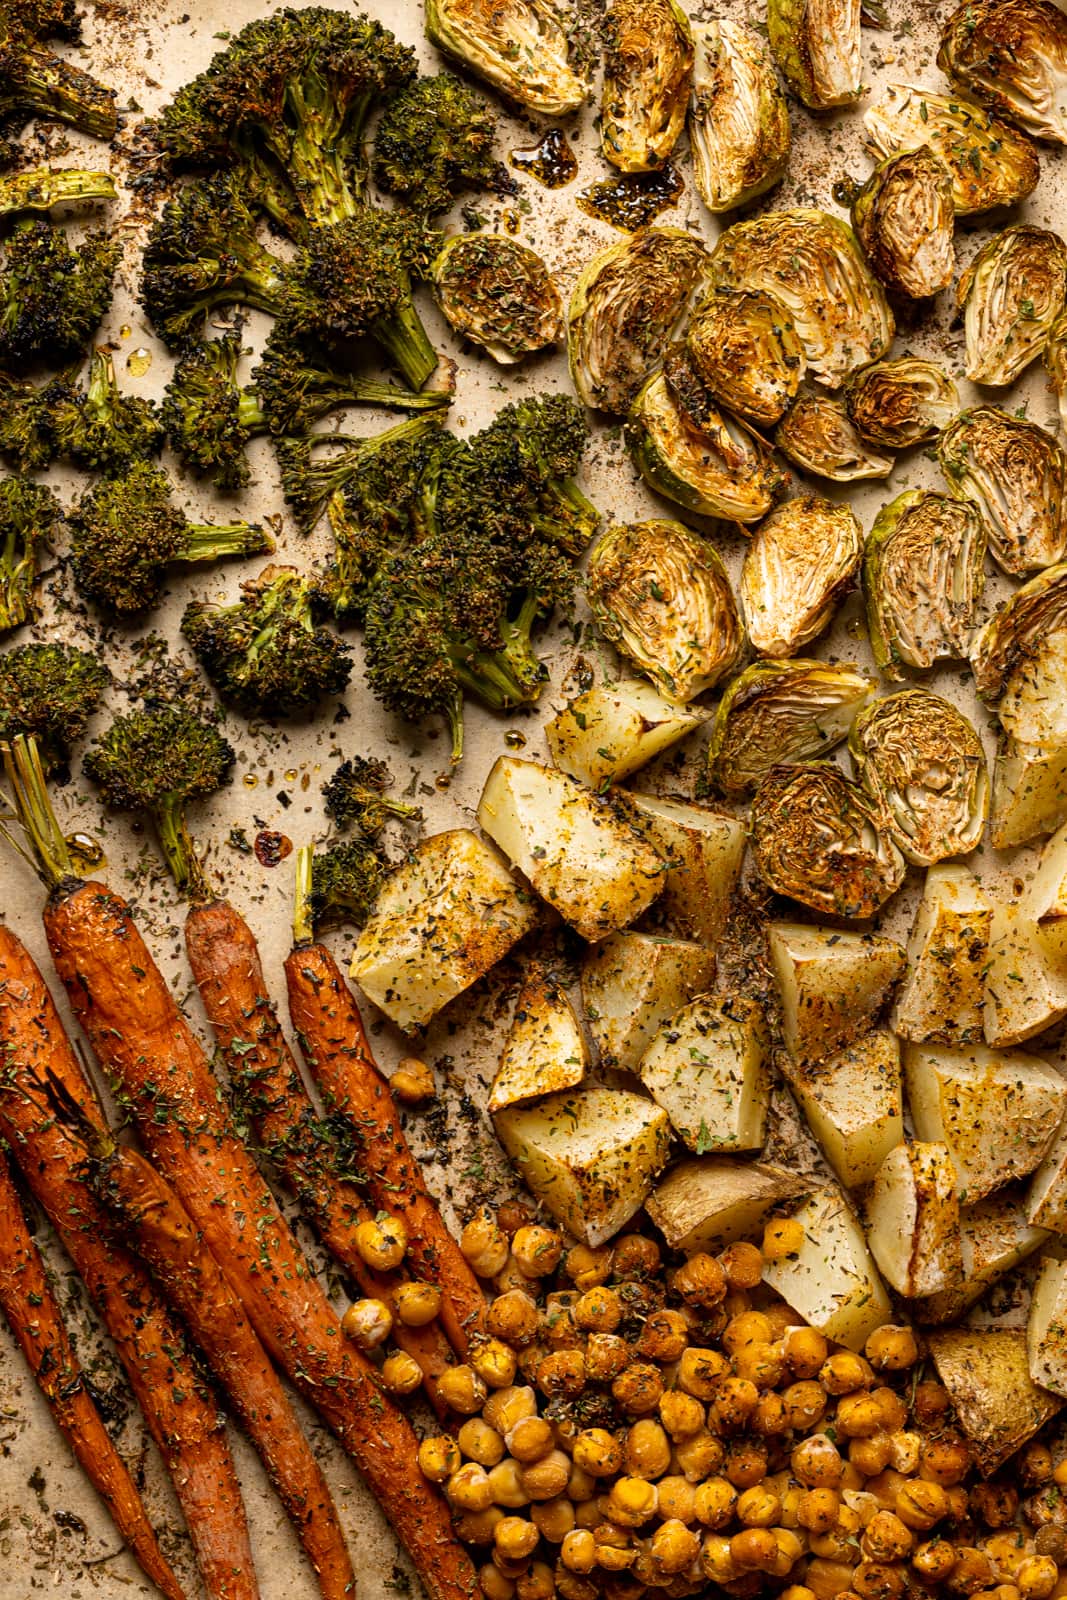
(0, 1147), (187, 1600)
(0, 922), (259, 1600)
(185, 898), (455, 1409)
(47, 1086), (357, 1600)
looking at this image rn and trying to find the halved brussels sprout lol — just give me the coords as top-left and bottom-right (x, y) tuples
(432, 235), (563, 365)
(601, 0), (694, 172)
(971, 561), (1067, 700)
(751, 762), (906, 918)
(850, 146), (956, 301)
(767, 0), (862, 110)
(775, 392), (894, 481)
(1044, 309), (1067, 435)
(741, 494), (864, 657)
(586, 518), (744, 701)
(864, 490), (987, 678)
(938, 0), (1067, 146)
(686, 289), (805, 428)
(864, 84), (1041, 215)
(707, 658), (876, 798)
(850, 690), (989, 865)
(938, 407), (1067, 576)
(425, 0), (589, 116)
(845, 358), (959, 450)
(708, 209), (894, 388)
(957, 226), (1067, 388)
(688, 19), (791, 214)
(627, 370), (784, 524)
(568, 228), (711, 414)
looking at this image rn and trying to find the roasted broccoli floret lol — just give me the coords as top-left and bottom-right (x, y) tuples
(51, 348), (164, 474)
(0, 366), (75, 470)
(181, 564), (353, 717)
(0, 219), (119, 364)
(8, 0), (81, 43)
(70, 460), (272, 615)
(372, 72), (498, 217)
(0, 166), (115, 216)
(472, 393), (600, 555)
(277, 412), (444, 533)
(140, 174), (289, 349)
(253, 321), (449, 437)
(161, 332), (267, 491)
(308, 837), (388, 927)
(154, 7), (416, 228)
(322, 753), (420, 834)
(84, 705), (234, 899)
(0, 5), (116, 144)
(0, 640), (107, 775)
(0, 474), (64, 631)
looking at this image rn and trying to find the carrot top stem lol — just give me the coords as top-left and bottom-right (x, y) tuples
(0, 733), (72, 887)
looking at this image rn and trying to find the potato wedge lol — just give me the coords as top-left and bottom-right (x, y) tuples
(581, 931), (715, 1072)
(351, 828), (538, 1032)
(784, 1030), (903, 1191)
(913, 1191), (1049, 1325)
(488, 963), (588, 1115)
(622, 793), (746, 946)
(494, 1087), (672, 1248)
(646, 1159), (809, 1255)
(1028, 1258), (1067, 1398)
(984, 898), (1067, 1048)
(761, 1190), (892, 1352)
(477, 756), (665, 942)
(769, 922), (906, 1065)
(639, 995), (769, 1154)
(1021, 819), (1067, 973)
(865, 1142), (961, 1298)
(1026, 1115), (1067, 1231)
(991, 736), (1067, 849)
(892, 864), (991, 1047)
(545, 680), (703, 789)
(927, 1328), (1062, 1475)
(905, 1042), (1067, 1202)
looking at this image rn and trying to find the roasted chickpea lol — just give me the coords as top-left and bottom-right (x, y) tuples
(605, 1477), (658, 1528)
(798, 1489), (841, 1534)
(495, 1200), (532, 1239)
(948, 1549), (996, 1595)
(565, 1244), (613, 1292)
(674, 1253), (728, 1307)
(806, 1561), (863, 1600)
(341, 1297), (392, 1350)
(895, 1480), (948, 1532)
(511, 1225), (563, 1279)
(1035, 1527), (1067, 1563)
(537, 1350), (586, 1400)
(495, 1517), (539, 1561)
(531, 1497), (574, 1544)
(419, 1433), (462, 1482)
(625, 1419), (671, 1480)
(380, 1351), (423, 1395)
(462, 1208), (510, 1278)
(850, 1433), (894, 1480)
(611, 1363), (664, 1416)
(488, 1291), (541, 1347)
(437, 1363), (488, 1415)
(612, 1234), (661, 1280)
(862, 1512), (913, 1564)
(821, 1353), (873, 1396)
(573, 1286), (621, 1333)
(484, 1386), (537, 1435)
(455, 1417), (505, 1469)
(783, 1327), (830, 1380)
(782, 1380), (827, 1430)
(913, 1540), (958, 1584)
(471, 1338), (519, 1391)
(1016, 1557), (1058, 1600)
(580, 1333), (627, 1384)
(793, 1435), (845, 1488)
(657, 1475), (697, 1525)
(733, 1341), (785, 1390)
(763, 1218), (806, 1260)
(516, 1561), (555, 1600)
(865, 1326), (920, 1372)
(677, 1346), (730, 1400)
(971, 1484), (1019, 1529)
(713, 1376), (759, 1431)
(390, 1056), (435, 1105)
(521, 1449), (571, 1503)
(720, 1242), (764, 1291)
(573, 1428), (623, 1479)
(541, 1299), (581, 1352)
(912, 1381), (951, 1429)
(852, 1561), (905, 1600)
(394, 1281), (442, 1327)
(656, 1390), (703, 1442)
(694, 1476), (738, 1529)
(920, 1437), (971, 1487)
(487, 1459), (529, 1509)
(752, 1391), (791, 1436)
(675, 1428), (725, 1483)
(561, 1528), (597, 1575)
(781, 1587), (818, 1600)
(636, 1309), (689, 1363)
(725, 1440), (769, 1490)
(478, 1563), (516, 1600)
(448, 1462), (495, 1512)
(737, 1487), (782, 1528)
(650, 1518), (701, 1576)
(1023, 1445), (1055, 1487)
(453, 1506), (504, 1545)
(508, 1417), (555, 1464)
(495, 1258), (534, 1298)
(702, 1533), (740, 1583)
(353, 1215), (408, 1272)
(731, 1527), (781, 1573)
(723, 1312), (774, 1353)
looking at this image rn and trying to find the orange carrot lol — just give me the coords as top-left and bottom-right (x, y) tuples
(0, 923), (260, 1600)
(185, 898), (455, 1408)
(0, 1147), (187, 1600)
(285, 940), (488, 1358)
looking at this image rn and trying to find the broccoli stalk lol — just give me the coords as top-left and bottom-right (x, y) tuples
(0, 218), (119, 364)
(83, 706), (235, 901)
(0, 641), (108, 775)
(0, 474), (64, 631)
(253, 322), (450, 436)
(0, 11), (117, 143)
(52, 348), (164, 474)
(322, 754), (420, 834)
(70, 459), (273, 614)
(161, 332), (268, 491)
(372, 73), (498, 218)
(0, 166), (116, 215)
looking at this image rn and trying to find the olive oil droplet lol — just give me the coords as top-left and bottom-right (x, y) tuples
(243, 772), (258, 788)
(576, 165), (683, 231)
(126, 347), (152, 376)
(510, 128), (578, 189)
(505, 730), (527, 749)
(65, 831), (105, 870)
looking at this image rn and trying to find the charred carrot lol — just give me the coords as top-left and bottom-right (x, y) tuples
(0, 921), (259, 1600)
(185, 897), (455, 1407)
(0, 1148), (187, 1600)
(46, 1081), (357, 1600)
(286, 851), (488, 1359)
(0, 740), (480, 1600)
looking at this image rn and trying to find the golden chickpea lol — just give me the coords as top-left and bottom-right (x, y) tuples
(1016, 1558), (1058, 1600)
(674, 1428), (725, 1483)
(565, 1244), (613, 1292)
(341, 1297), (392, 1350)
(1054, 1458), (1067, 1490)
(713, 1376), (759, 1431)
(560, 1527), (597, 1575)
(478, 1563), (516, 1600)
(657, 1476), (696, 1525)
(353, 1214), (408, 1272)
(605, 1477), (659, 1529)
(694, 1477), (738, 1530)
(895, 1480), (947, 1532)
(1035, 1527), (1067, 1564)
(471, 1339), (520, 1391)
(852, 1561), (905, 1600)
(920, 1437), (971, 1487)
(821, 1353), (873, 1396)
(573, 1286), (621, 1333)
(594, 1540), (636, 1576)
(537, 1350), (586, 1400)
(531, 1497), (574, 1544)
(723, 1311), (774, 1353)
(1023, 1445), (1055, 1487)
(792, 1435), (845, 1489)
(495, 1516), (540, 1561)
(782, 1587), (818, 1600)
(521, 1449), (571, 1503)
(702, 1533), (740, 1583)
(659, 1389), (705, 1440)
(495, 1200), (532, 1239)
(484, 1386), (537, 1435)
(612, 1234), (661, 1280)
(394, 1281), (442, 1327)
(625, 1418), (672, 1480)
(512, 1226), (563, 1280)
(849, 1433), (894, 1480)
(454, 1506), (504, 1545)
(459, 1418), (506, 1469)
(783, 1380), (828, 1430)
(865, 1326), (920, 1373)
(837, 1395), (886, 1440)
(380, 1351), (423, 1395)
(448, 1462), (495, 1512)
(798, 1489), (841, 1534)
(462, 1208), (511, 1278)
(872, 1388), (907, 1434)
(541, 1298), (580, 1352)
(612, 1362), (664, 1417)
(651, 1519), (701, 1576)
(733, 1341), (785, 1390)
(784, 1327), (830, 1381)
(573, 1501), (602, 1531)
(584, 1333), (629, 1384)
(495, 1257), (535, 1298)
(509, 1417), (556, 1464)
(573, 1429), (624, 1479)
(862, 1513), (913, 1564)
(488, 1291), (541, 1348)
(752, 1391), (791, 1436)
(720, 1242), (764, 1291)
(516, 1561), (555, 1600)
(736, 1486), (781, 1528)
(772, 1528), (805, 1579)
(419, 1433), (462, 1482)
(677, 1345), (730, 1400)
(635, 1309), (689, 1364)
(731, 1527), (781, 1573)
(912, 1381), (951, 1429)
(437, 1363), (488, 1415)
(913, 1540), (958, 1584)
(763, 1218), (806, 1260)
(673, 1253), (728, 1307)
(725, 1440), (769, 1490)
(806, 1562), (863, 1600)
(971, 1484), (1019, 1529)
(566, 1460), (596, 1501)
(488, 1459), (530, 1509)
(887, 1432), (921, 1477)
(948, 1549), (996, 1596)
(390, 1056), (435, 1105)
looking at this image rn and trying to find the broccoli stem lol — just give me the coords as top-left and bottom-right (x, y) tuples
(9, 50), (118, 141)
(155, 798), (211, 902)
(292, 842), (316, 946)
(175, 522), (273, 566)
(0, 168), (116, 216)
(237, 390), (267, 432)
(0, 519), (34, 632)
(0, 733), (72, 888)
(372, 289), (439, 392)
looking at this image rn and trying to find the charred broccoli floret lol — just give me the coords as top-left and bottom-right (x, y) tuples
(51, 348), (164, 474)
(0, 219), (119, 364)
(70, 460), (272, 615)
(154, 8), (416, 228)
(277, 412), (444, 533)
(0, 640), (107, 775)
(140, 174), (289, 349)
(322, 753), (420, 834)
(0, 474), (64, 631)
(84, 705), (235, 899)
(253, 321), (449, 437)
(161, 332), (267, 491)
(8, 0), (81, 43)
(372, 72), (498, 217)
(0, 5), (116, 145)
(181, 563), (353, 717)
(0, 167), (115, 216)
(308, 837), (388, 927)
(471, 393), (600, 555)
(0, 366), (76, 470)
